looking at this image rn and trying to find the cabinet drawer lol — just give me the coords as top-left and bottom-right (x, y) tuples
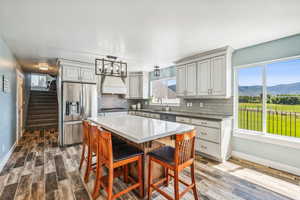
(195, 126), (220, 143)
(142, 112), (150, 117)
(151, 113), (160, 119)
(191, 118), (220, 128)
(196, 139), (220, 158)
(134, 111), (142, 116)
(128, 111), (135, 115)
(176, 116), (191, 124)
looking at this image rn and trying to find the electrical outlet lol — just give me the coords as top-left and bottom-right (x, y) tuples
(190, 102), (193, 107)
(199, 102), (204, 108)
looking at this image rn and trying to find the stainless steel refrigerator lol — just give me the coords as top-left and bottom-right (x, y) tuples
(60, 82), (97, 146)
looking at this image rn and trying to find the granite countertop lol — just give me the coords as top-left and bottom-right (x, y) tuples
(130, 109), (232, 120)
(89, 115), (195, 144)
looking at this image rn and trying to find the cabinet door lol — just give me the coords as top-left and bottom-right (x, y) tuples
(129, 76), (140, 98)
(186, 63), (197, 96)
(72, 123), (83, 144)
(63, 123), (73, 145)
(211, 56), (226, 96)
(197, 59), (210, 95)
(62, 66), (80, 82)
(80, 68), (96, 83)
(176, 65), (186, 96)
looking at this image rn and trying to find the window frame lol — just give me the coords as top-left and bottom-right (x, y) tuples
(233, 55), (300, 146)
(149, 76), (180, 106)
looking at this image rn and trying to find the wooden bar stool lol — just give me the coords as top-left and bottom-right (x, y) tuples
(79, 120), (98, 183)
(79, 120), (90, 172)
(92, 128), (144, 200)
(147, 130), (198, 200)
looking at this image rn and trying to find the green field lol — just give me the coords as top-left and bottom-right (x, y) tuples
(238, 103), (300, 138)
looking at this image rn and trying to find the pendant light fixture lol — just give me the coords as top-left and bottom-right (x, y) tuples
(95, 55), (127, 78)
(154, 65), (160, 77)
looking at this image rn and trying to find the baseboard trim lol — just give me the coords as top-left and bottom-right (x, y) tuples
(0, 142), (16, 173)
(231, 151), (300, 176)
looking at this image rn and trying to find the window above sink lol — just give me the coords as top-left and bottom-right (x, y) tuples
(149, 65), (180, 106)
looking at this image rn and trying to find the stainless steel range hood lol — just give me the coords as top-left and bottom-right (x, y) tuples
(101, 76), (127, 94)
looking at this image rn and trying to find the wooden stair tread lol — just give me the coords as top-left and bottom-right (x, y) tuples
(26, 90), (58, 130)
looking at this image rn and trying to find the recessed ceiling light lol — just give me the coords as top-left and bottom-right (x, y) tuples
(37, 62), (49, 71)
(39, 66), (49, 71)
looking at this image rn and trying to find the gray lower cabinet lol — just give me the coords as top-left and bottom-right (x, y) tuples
(129, 111), (232, 162)
(63, 122), (83, 145)
(177, 117), (232, 162)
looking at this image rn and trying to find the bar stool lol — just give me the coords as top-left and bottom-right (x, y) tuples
(79, 120), (91, 172)
(147, 130), (198, 200)
(80, 121), (127, 183)
(92, 128), (144, 200)
(79, 121), (98, 182)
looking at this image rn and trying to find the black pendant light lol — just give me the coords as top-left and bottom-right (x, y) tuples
(95, 55), (127, 78)
(154, 65), (160, 77)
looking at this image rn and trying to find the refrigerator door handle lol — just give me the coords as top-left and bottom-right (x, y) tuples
(76, 101), (80, 113)
(80, 87), (82, 118)
(81, 85), (85, 119)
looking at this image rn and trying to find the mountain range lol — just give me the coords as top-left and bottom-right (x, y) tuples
(239, 82), (300, 96)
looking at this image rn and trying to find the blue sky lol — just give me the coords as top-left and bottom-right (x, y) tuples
(238, 58), (300, 86)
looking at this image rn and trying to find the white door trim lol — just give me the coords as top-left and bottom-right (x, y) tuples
(16, 69), (25, 143)
(0, 142), (16, 172)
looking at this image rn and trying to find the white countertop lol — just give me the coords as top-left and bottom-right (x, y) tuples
(89, 114), (195, 144)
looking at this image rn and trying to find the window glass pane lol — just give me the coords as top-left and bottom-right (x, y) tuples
(31, 74), (47, 88)
(238, 66), (263, 131)
(266, 59), (300, 138)
(150, 77), (180, 105)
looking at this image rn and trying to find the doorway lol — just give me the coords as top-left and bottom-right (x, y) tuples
(16, 70), (25, 142)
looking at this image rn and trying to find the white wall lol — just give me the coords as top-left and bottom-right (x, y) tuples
(232, 33), (300, 174)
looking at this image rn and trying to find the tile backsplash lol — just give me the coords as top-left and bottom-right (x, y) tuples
(98, 94), (128, 111)
(136, 97), (233, 116)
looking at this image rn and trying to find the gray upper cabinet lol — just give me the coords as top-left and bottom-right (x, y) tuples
(128, 75), (140, 98)
(176, 65), (186, 96)
(59, 59), (96, 83)
(80, 67), (97, 83)
(175, 46), (233, 99)
(127, 71), (149, 99)
(176, 63), (197, 97)
(62, 65), (81, 82)
(186, 63), (197, 96)
(211, 56), (226, 96)
(197, 59), (211, 95)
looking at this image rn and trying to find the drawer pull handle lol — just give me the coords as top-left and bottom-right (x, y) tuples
(201, 122), (207, 125)
(201, 145), (207, 150)
(201, 132), (207, 135)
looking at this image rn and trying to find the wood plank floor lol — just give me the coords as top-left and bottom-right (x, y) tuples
(0, 129), (299, 200)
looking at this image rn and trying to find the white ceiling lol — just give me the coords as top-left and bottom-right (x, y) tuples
(0, 0), (300, 72)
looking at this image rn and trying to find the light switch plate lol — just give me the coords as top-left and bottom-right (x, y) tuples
(199, 102), (204, 108)
(0, 75), (3, 92)
(3, 75), (10, 93)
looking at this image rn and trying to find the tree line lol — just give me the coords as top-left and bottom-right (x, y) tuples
(239, 94), (300, 105)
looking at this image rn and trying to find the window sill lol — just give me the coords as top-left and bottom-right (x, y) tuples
(233, 129), (300, 150)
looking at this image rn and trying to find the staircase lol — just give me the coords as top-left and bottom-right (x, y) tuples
(27, 90), (58, 130)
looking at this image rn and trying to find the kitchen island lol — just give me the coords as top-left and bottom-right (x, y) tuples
(89, 114), (195, 194)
